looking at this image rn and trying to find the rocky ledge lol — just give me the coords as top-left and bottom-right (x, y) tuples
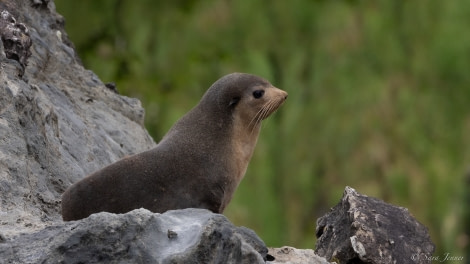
(1, 208), (269, 263)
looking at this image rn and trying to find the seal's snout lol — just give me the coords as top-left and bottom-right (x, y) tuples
(273, 87), (288, 102)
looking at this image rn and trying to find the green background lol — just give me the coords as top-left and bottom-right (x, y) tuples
(55, 0), (469, 258)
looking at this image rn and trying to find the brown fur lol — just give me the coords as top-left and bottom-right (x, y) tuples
(61, 73), (287, 221)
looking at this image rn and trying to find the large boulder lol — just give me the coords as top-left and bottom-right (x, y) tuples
(0, 208), (268, 264)
(315, 186), (435, 264)
(0, 0), (155, 239)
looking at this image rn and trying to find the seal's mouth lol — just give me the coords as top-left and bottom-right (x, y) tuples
(262, 94), (287, 119)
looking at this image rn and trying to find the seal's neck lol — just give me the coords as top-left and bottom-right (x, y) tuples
(217, 119), (260, 212)
(230, 115), (261, 182)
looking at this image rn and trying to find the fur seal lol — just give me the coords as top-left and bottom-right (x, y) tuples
(61, 73), (287, 221)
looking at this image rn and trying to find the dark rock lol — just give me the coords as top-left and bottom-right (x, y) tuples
(105, 82), (119, 94)
(0, 208), (267, 264)
(31, 0), (51, 9)
(315, 186), (435, 264)
(0, 9), (32, 76)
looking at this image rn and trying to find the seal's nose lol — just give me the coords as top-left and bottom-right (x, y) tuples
(281, 91), (288, 100)
(272, 86), (288, 101)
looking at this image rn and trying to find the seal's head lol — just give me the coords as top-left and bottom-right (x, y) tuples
(199, 72), (288, 131)
(186, 73), (288, 210)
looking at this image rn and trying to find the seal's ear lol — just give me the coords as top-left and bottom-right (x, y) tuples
(229, 97), (240, 107)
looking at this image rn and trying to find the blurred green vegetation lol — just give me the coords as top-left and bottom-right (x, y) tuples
(55, 0), (469, 257)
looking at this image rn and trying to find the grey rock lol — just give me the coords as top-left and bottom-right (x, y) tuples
(0, 0), (155, 240)
(267, 247), (333, 264)
(0, 208), (267, 264)
(315, 186), (435, 264)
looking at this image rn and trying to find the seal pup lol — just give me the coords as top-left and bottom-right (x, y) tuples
(61, 73), (287, 221)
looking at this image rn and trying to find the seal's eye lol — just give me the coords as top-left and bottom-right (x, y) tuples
(253, 90), (264, 99)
